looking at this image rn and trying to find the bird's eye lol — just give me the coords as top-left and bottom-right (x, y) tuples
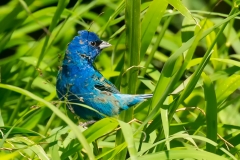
(90, 41), (96, 46)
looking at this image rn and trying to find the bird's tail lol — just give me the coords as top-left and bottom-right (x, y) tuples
(115, 93), (153, 109)
(135, 94), (153, 99)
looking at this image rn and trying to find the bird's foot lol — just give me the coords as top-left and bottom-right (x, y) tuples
(80, 120), (96, 128)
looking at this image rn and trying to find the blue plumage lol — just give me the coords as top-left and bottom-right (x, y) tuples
(56, 30), (152, 121)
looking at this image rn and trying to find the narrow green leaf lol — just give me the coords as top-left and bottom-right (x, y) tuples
(160, 107), (169, 149)
(211, 58), (240, 67)
(11, 137), (50, 160)
(138, 149), (228, 160)
(0, 110), (4, 126)
(181, 17), (197, 43)
(0, 0), (34, 34)
(0, 126), (43, 137)
(202, 19), (220, 70)
(167, 0), (197, 24)
(83, 118), (118, 143)
(48, 127), (69, 160)
(118, 120), (137, 160)
(140, 0), (168, 59)
(99, 0), (125, 36)
(216, 74), (240, 103)
(117, 0), (141, 159)
(137, 134), (236, 160)
(202, 72), (217, 153)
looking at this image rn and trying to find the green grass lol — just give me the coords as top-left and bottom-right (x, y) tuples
(0, 0), (240, 159)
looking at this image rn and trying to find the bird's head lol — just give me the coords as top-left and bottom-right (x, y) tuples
(67, 30), (111, 63)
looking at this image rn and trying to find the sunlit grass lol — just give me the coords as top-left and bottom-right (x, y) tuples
(0, 0), (240, 159)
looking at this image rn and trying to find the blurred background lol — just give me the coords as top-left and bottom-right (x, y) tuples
(0, 0), (240, 159)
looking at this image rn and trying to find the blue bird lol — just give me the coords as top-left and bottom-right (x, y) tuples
(56, 30), (152, 124)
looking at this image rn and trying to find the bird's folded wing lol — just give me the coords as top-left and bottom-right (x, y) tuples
(94, 74), (120, 94)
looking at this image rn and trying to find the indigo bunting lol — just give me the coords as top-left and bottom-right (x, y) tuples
(56, 30), (152, 124)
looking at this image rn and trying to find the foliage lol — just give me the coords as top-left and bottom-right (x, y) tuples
(0, 0), (240, 159)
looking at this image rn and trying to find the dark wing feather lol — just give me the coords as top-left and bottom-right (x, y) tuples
(94, 72), (120, 94)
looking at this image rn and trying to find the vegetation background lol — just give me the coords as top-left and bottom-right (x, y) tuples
(0, 0), (240, 159)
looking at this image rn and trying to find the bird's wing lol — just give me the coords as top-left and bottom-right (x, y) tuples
(94, 72), (120, 94)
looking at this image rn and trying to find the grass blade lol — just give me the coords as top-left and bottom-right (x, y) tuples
(202, 72), (217, 153)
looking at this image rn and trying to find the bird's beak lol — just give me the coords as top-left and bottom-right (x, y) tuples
(99, 41), (111, 49)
